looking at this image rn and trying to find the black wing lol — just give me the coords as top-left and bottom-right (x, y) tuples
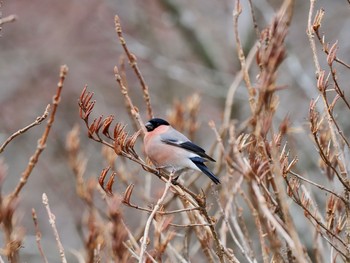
(161, 138), (215, 162)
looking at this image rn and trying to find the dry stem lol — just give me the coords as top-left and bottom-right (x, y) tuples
(114, 15), (154, 120)
(233, 0), (256, 113)
(0, 14), (17, 26)
(42, 193), (67, 263)
(0, 105), (50, 154)
(32, 209), (48, 263)
(8, 65), (68, 202)
(138, 174), (173, 262)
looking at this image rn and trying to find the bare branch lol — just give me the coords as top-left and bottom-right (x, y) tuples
(0, 14), (17, 26)
(138, 173), (173, 262)
(32, 209), (48, 263)
(115, 16), (154, 120)
(0, 105), (50, 154)
(42, 193), (67, 263)
(9, 65), (68, 201)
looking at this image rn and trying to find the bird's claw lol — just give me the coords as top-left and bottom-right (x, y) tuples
(171, 174), (180, 185)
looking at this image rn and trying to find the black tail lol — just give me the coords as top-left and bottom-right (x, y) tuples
(190, 157), (220, 184)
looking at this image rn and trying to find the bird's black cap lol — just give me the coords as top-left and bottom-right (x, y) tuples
(145, 118), (170, 132)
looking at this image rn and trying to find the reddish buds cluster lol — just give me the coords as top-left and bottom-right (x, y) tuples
(78, 86), (141, 158)
(113, 123), (141, 157)
(79, 87), (143, 197)
(79, 85), (95, 123)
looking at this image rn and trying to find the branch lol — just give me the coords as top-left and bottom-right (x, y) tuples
(284, 176), (348, 250)
(222, 42), (258, 128)
(8, 65), (68, 202)
(313, 10), (350, 70)
(0, 104), (50, 154)
(0, 15), (17, 26)
(42, 193), (67, 263)
(233, 0), (256, 113)
(114, 66), (146, 133)
(138, 174), (173, 262)
(289, 170), (347, 204)
(251, 182), (296, 252)
(114, 16), (154, 120)
(32, 209), (48, 263)
(307, 0), (321, 75)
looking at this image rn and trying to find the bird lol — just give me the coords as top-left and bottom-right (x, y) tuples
(143, 118), (220, 184)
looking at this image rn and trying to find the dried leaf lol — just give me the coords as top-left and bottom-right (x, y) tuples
(94, 116), (104, 135)
(329, 94), (340, 112)
(123, 184), (135, 205)
(285, 157), (298, 174)
(336, 216), (345, 234)
(114, 123), (126, 139)
(99, 166), (111, 190)
(127, 129), (141, 149)
(84, 100), (96, 120)
(106, 172), (116, 196)
(102, 115), (114, 137)
(327, 42), (338, 65)
(79, 86), (96, 118)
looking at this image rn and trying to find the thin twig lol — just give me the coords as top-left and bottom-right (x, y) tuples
(247, 0), (260, 38)
(328, 62), (350, 112)
(165, 242), (189, 263)
(307, 0), (321, 75)
(213, 188), (256, 263)
(32, 209), (48, 263)
(114, 16), (154, 120)
(169, 222), (213, 227)
(284, 176), (348, 249)
(123, 241), (140, 260)
(114, 66), (146, 133)
(0, 105), (50, 154)
(289, 170), (347, 204)
(314, 25), (350, 69)
(233, 0), (256, 113)
(0, 14), (17, 26)
(312, 131), (349, 191)
(222, 42), (258, 128)
(124, 200), (201, 215)
(251, 182), (296, 251)
(42, 193), (67, 263)
(321, 85), (350, 148)
(239, 189), (269, 263)
(138, 174), (173, 262)
(8, 66), (68, 202)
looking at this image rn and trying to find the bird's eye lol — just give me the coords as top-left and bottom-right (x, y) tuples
(145, 122), (154, 132)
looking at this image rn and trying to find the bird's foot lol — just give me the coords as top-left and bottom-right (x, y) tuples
(155, 165), (168, 175)
(171, 173), (180, 185)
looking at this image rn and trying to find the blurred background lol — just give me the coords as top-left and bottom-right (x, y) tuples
(1, 0), (350, 261)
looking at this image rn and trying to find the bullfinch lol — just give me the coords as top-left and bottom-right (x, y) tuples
(144, 118), (220, 184)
